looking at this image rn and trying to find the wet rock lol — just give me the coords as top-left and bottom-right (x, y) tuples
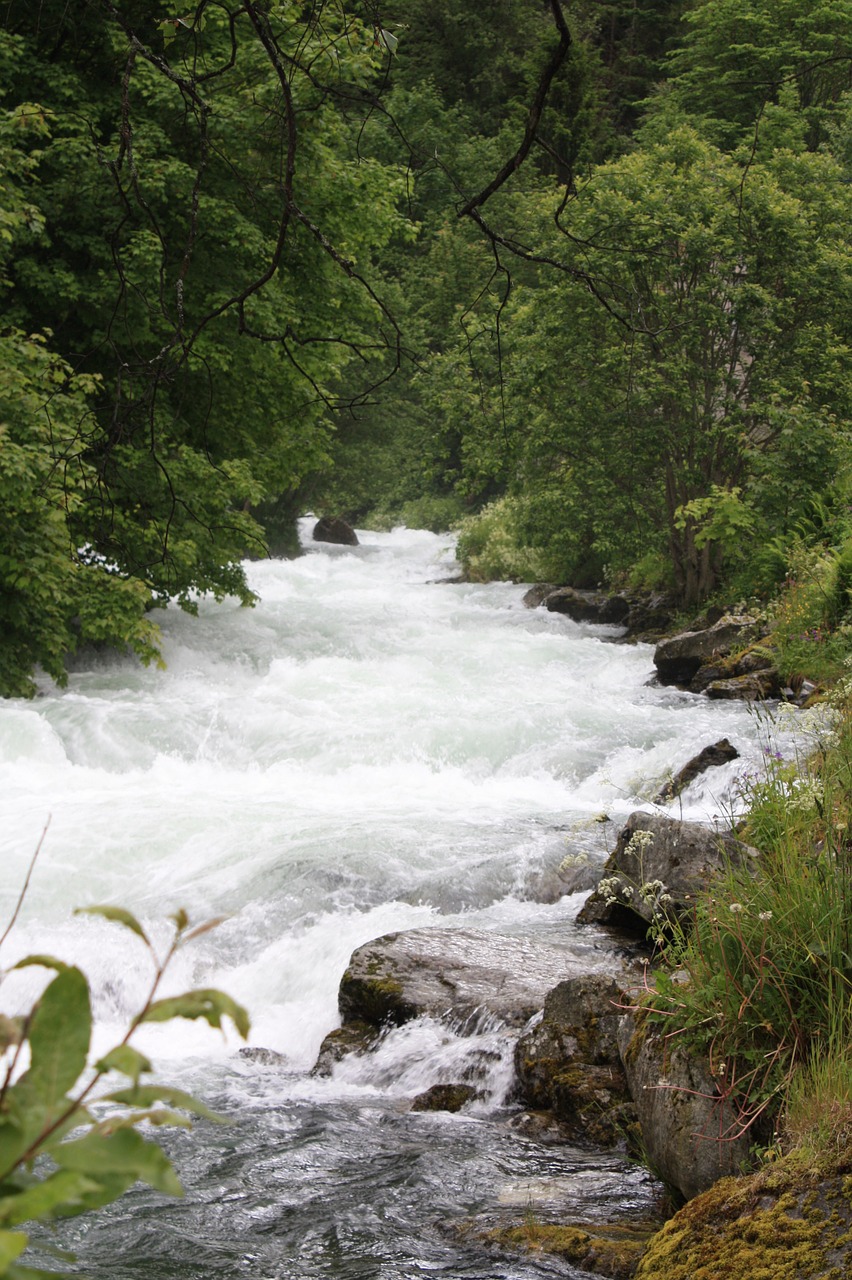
(522, 583), (559, 608)
(577, 812), (759, 935)
(653, 615), (760, 687)
(313, 515), (359, 546)
(410, 1083), (479, 1112)
(338, 927), (629, 1031)
(515, 973), (638, 1146)
(236, 1047), (287, 1067)
(705, 670), (781, 701)
(618, 1016), (754, 1202)
(654, 739), (740, 805)
(623, 593), (677, 641)
(544, 587), (630, 626)
(487, 1219), (657, 1279)
(311, 1019), (378, 1076)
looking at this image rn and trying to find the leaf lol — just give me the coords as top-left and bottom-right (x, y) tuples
(21, 967), (91, 1108)
(141, 989), (250, 1039)
(0, 1017), (24, 1054)
(378, 29), (398, 55)
(53, 1129), (182, 1198)
(169, 908), (189, 933)
(101, 1085), (222, 1122)
(0, 1230), (27, 1269)
(94, 1045), (152, 1085)
(0, 1170), (102, 1226)
(74, 905), (150, 947)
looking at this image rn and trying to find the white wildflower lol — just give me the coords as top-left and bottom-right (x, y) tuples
(729, 902), (744, 914)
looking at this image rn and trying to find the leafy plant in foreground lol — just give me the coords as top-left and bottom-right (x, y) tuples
(0, 847), (249, 1279)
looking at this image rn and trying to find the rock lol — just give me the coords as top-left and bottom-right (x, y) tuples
(705, 670), (781, 700)
(337, 927), (630, 1031)
(410, 1083), (479, 1112)
(654, 739), (740, 804)
(515, 973), (638, 1146)
(618, 1016), (753, 1202)
(313, 515), (359, 546)
(623, 593), (677, 641)
(522, 583), (559, 608)
(544, 587), (630, 626)
(487, 1219), (657, 1279)
(653, 615), (760, 687)
(577, 812), (759, 935)
(311, 1019), (378, 1076)
(635, 1162), (852, 1278)
(236, 1047), (287, 1067)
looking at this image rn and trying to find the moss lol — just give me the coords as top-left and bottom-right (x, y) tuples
(490, 1220), (655, 1279)
(636, 1161), (852, 1279)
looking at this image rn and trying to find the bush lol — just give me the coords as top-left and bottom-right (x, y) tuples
(455, 498), (555, 582)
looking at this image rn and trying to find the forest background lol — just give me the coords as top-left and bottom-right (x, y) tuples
(0, 0), (850, 695)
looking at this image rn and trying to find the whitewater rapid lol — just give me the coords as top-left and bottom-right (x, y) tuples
(0, 523), (792, 1278)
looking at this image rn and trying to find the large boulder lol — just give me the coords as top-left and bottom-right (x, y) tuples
(336, 927), (629, 1031)
(577, 812), (759, 935)
(653, 615), (760, 687)
(618, 1016), (753, 1201)
(313, 515), (359, 546)
(515, 973), (638, 1146)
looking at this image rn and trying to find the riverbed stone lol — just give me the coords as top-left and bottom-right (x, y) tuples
(337, 927), (632, 1030)
(313, 515), (359, 545)
(653, 615), (760, 686)
(544, 587), (631, 626)
(577, 812), (759, 935)
(654, 738), (740, 804)
(618, 1015), (754, 1201)
(410, 1083), (479, 1112)
(515, 973), (638, 1146)
(704, 670), (781, 700)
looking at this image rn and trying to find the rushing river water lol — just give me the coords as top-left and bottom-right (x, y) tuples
(0, 524), (787, 1278)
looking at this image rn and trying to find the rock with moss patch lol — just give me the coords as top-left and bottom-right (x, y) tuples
(338, 927), (630, 1031)
(653, 616), (761, 687)
(515, 973), (638, 1146)
(636, 1161), (852, 1279)
(488, 1220), (658, 1279)
(311, 1020), (379, 1075)
(410, 1083), (479, 1112)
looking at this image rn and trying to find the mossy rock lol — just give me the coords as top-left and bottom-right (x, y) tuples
(636, 1164), (852, 1280)
(490, 1220), (657, 1279)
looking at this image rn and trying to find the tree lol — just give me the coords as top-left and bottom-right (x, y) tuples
(0, 1), (408, 695)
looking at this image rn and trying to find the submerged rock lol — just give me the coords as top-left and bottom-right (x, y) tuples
(410, 1083), (479, 1113)
(337, 927), (630, 1030)
(487, 1219), (657, 1279)
(313, 515), (359, 546)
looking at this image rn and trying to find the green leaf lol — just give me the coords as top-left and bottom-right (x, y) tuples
(22, 967), (91, 1108)
(94, 1045), (152, 1085)
(142, 989), (250, 1039)
(101, 1085), (222, 1122)
(0, 1230), (27, 1269)
(53, 1129), (182, 1198)
(74, 906), (150, 947)
(0, 1170), (101, 1226)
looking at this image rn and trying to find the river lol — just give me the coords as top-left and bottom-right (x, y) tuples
(1, 523), (780, 1277)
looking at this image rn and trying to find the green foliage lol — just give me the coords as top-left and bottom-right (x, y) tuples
(768, 543), (852, 685)
(456, 497), (556, 583)
(0, 898), (249, 1278)
(644, 692), (852, 1142)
